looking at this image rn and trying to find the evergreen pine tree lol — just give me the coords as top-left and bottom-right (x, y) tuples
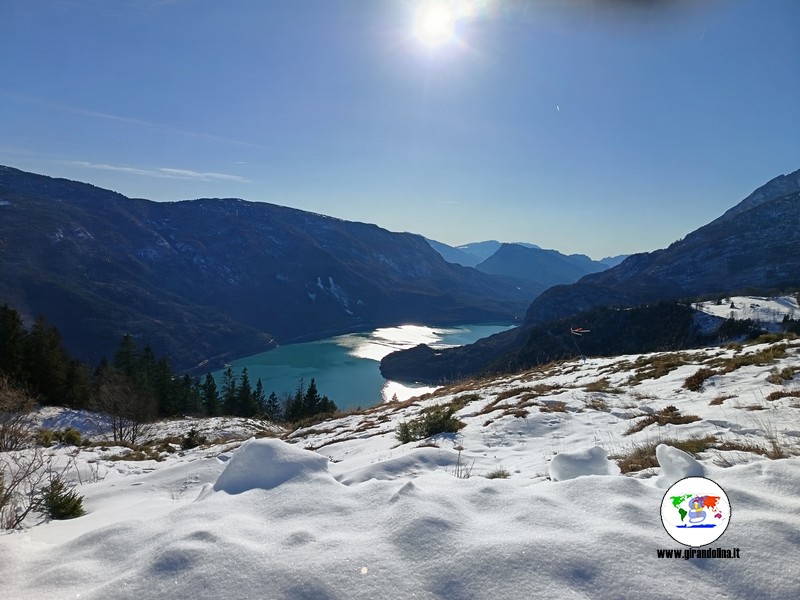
(237, 367), (254, 417)
(303, 378), (322, 417)
(178, 374), (201, 415)
(0, 304), (26, 382)
(222, 367), (237, 415)
(153, 357), (176, 416)
(320, 394), (338, 415)
(265, 390), (281, 422)
(136, 344), (157, 391)
(284, 378), (304, 422)
(64, 359), (91, 409)
(201, 373), (220, 416)
(253, 378), (266, 415)
(24, 316), (68, 404)
(113, 334), (138, 378)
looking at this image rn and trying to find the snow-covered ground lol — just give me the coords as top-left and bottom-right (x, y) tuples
(695, 294), (799, 324)
(2, 336), (800, 599)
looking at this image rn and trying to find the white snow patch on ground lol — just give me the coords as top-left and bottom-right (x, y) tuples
(549, 445), (620, 480)
(655, 444), (705, 487)
(2, 338), (800, 598)
(696, 295), (799, 323)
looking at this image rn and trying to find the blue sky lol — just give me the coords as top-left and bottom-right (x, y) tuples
(1, 0), (798, 258)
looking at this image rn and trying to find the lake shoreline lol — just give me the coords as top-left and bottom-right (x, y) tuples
(214, 323), (516, 412)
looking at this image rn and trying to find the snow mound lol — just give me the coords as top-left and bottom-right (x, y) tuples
(335, 447), (458, 485)
(656, 443), (704, 487)
(549, 446), (620, 481)
(212, 438), (331, 494)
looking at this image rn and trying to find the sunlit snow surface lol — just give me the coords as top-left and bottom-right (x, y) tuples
(3, 337), (800, 599)
(695, 295), (799, 324)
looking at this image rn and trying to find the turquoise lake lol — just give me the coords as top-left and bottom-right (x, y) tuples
(214, 323), (515, 412)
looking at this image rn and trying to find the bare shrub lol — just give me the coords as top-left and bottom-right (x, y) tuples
(91, 371), (156, 445)
(0, 377), (51, 529)
(0, 375), (36, 451)
(1, 448), (47, 529)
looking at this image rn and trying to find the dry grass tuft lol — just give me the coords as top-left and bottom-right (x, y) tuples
(709, 394), (734, 406)
(683, 368), (717, 392)
(765, 389), (800, 402)
(539, 401), (567, 413)
(624, 406), (701, 435)
(583, 378), (622, 394)
(614, 435), (716, 474)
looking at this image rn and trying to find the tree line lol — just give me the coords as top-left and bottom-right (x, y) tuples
(0, 304), (336, 424)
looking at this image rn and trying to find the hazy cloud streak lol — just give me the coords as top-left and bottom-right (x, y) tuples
(69, 161), (250, 183)
(0, 90), (289, 153)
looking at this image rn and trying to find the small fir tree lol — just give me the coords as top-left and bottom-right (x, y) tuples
(221, 367), (237, 415)
(253, 378), (266, 415)
(265, 391), (281, 422)
(237, 367), (255, 417)
(202, 373), (220, 416)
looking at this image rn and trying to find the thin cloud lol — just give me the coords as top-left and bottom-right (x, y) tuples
(69, 161), (250, 183)
(0, 90), (291, 154)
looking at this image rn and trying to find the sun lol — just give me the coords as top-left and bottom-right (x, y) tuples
(414, 5), (456, 48)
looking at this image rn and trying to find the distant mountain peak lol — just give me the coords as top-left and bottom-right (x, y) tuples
(717, 168), (800, 222)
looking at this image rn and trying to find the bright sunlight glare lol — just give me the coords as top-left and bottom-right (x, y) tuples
(414, 4), (456, 47)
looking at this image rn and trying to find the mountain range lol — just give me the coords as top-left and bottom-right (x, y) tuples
(426, 239), (619, 298)
(423, 239), (531, 267)
(0, 166), (541, 372)
(381, 168), (800, 383)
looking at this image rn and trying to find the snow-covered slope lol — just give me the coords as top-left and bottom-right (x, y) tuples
(2, 336), (799, 599)
(695, 295), (799, 325)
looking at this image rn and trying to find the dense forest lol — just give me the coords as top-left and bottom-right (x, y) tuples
(0, 304), (336, 424)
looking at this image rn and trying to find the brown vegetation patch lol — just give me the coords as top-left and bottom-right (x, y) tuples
(626, 352), (697, 385)
(504, 408), (529, 419)
(707, 345), (788, 374)
(683, 368), (718, 392)
(709, 394), (734, 406)
(624, 406), (702, 435)
(765, 389), (800, 402)
(767, 367), (796, 384)
(584, 396), (609, 412)
(614, 435), (716, 474)
(583, 378), (622, 394)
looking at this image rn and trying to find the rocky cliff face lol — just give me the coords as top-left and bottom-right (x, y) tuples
(0, 166), (533, 371)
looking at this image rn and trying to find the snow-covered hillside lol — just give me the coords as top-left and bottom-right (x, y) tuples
(2, 336), (800, 599)
(695, 294), (798, 325)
